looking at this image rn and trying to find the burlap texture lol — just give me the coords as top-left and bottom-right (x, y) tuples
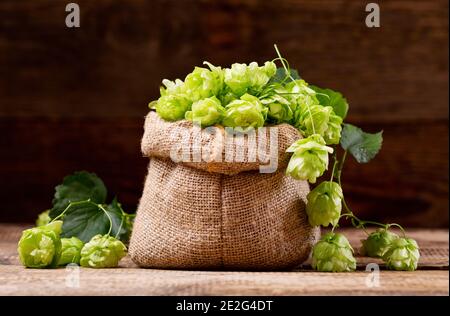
(129, 111), (320, 270)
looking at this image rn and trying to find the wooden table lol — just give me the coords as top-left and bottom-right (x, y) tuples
(0, 224), (448, 295)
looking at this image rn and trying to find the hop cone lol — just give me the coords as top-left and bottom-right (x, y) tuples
(17, 221), (63, 268)
(58, 237), (84, 266)
(80, 235), (127, 268)
(36, 210), (51, 227)
(286, 134), (333, 183)
(382, 237), (420, 271)
(306, 181), (343, 227)
(312, 232), (356, 272)
(361, 229), (398, 258)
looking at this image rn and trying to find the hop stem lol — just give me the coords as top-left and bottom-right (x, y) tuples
(273, 44), (316, 134)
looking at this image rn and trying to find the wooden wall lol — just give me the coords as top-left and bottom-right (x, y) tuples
(0, 0), (448, 227)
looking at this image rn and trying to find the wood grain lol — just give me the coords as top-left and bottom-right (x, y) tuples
(0, 225), (448, 295)
(0, 0), (448, 225)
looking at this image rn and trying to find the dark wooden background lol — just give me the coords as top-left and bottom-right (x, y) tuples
(0, 0), (448, 227)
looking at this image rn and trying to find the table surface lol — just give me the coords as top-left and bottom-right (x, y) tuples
(0, 224), (448, 296)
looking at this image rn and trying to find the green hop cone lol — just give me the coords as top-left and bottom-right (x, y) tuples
(155, 94), (191, 121)
(224, 61), (276, 96)
(36, 210), (51, 227)
(297, 104), (333, 138)
(185, 96), (226, 127)
(306, 181), (343, 227)
(160, 78), (186, 97)
(222, 93), (268, 128)
(80, 235), (127, 268)
(323, 111), (343, 145)
(284, 79), (318, 112)
(360, 229), (399, 258)
(286, 134), (333, 183)
(184, 62), (224, 102)
(382, 237), (420, 271)
(260, 93), (293, 124)
(17, 220), (63, 268)
(312, 232), (356, 272)
(57, 237), (84, 266)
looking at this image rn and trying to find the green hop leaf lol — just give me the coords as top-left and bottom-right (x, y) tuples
(382, 237), (420, 271)
(17, 221), (63, 268)
(57, 237), (84, 266)
(224, 61), (276, 96)
(105, 198), (135, 244)
(268, 67), (300, 84)
(286, 134), (333, 183)
(306, 181), (343, 227)
(155, 94), (191, 121)
(340, 123), (383, 163)
(36, 210), (51, 227)
(50, 171), (107, 219)
(60, 200), (132, 244)
(80, 235), (127, 268)
(185, 96), (226, 127)
(312, 232), (356, 272)
(222, 93), (268, 128)
(360, 229), (399, 258)
(309, 85), (349, 119)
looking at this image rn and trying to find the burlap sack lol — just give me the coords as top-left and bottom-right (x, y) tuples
(129, 111), (320, 270)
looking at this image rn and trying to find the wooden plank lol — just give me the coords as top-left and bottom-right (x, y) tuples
(0, 118), (447, 227)
(0, 265), (447, 296)
(0, 0), (448, 121)
(0, 226), (447, 295)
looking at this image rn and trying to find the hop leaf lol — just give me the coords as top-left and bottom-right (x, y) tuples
(222, 93), (267, 128)
(340, 124), (383, 163)
(58, 237), (84, 266)
(382, 237), (420, 271)
(17, 221), (63, 268)
(360, 229), (399, 258)
(50, 171), (107, 219)
(185, 96), (226, 127)
(312, 232), (356, 272)
(80, 235), (127, 268)
(268, 67), (301, 84)
(286, 134), (333, 183)
(306, 181), (343, 227)
(309, 85), (349, 119)
(36, 210), (51, 227)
